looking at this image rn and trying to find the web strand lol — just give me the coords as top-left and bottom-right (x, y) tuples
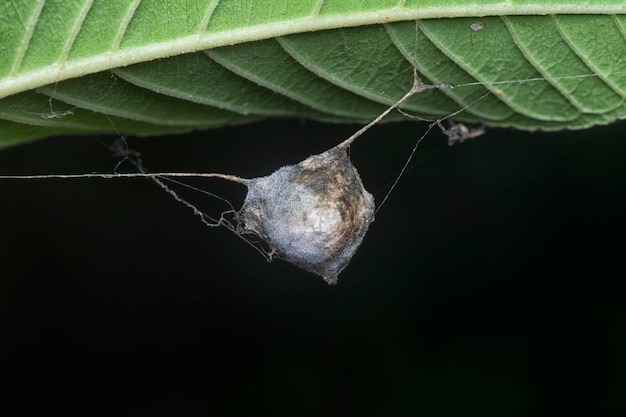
(0, 172), (249, 182)
(119, 148), (272, 261)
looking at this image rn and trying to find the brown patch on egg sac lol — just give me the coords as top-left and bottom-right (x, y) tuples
(237, 145), (375, 285)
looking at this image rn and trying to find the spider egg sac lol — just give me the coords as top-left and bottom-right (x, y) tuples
(237, 146), (375, 285)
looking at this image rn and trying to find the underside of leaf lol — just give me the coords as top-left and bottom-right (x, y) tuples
(1, 1), (625, 147)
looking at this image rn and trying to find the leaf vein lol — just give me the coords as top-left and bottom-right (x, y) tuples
(312, 0), (325, 18)
(112, 0), (142, 51)
(503, 16), (586, 113)
(10, 0), (46, 76)
(59, 0), (95, 66)
(199, 0), (221, 33)
(555, 15), (626, 100)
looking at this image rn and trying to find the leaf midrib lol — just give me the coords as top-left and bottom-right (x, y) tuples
(2, 3), (625, 100)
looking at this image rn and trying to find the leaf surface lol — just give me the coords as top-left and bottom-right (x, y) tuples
(1, 1), (625, 147)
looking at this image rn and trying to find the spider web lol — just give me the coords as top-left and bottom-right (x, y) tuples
(0, 20), (621, 280)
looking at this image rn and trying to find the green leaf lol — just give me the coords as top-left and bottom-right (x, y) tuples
(1, 1), (626, 147)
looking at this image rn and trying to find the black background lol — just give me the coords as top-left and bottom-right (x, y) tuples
(1, 118), (626, 415)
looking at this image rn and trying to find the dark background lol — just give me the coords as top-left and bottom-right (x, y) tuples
(1, 118), (626, 416)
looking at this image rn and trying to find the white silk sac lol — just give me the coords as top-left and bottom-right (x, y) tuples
(237, 146), (375, 285)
